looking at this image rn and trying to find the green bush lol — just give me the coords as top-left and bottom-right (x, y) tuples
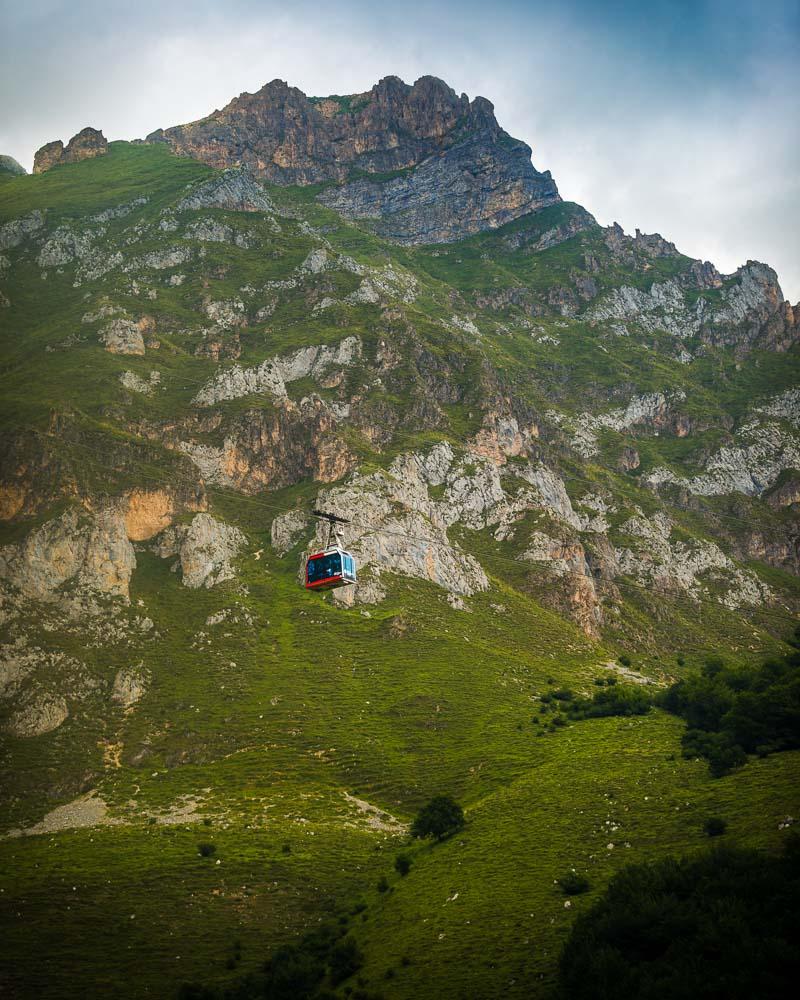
(394, 853), (411, 876)
(376, 876), (390, 893)
(559, 840), (800, 1000)
(618, 654), (632, 667)
(558, 871), (590, 895)
(410, 795), (465, 841)
(328, 937), (364, 986)
(661, 646), (800, 776)
(566, 685), (654, 721)
(704, 816), (727, 837)
(197, 842), (216, 858)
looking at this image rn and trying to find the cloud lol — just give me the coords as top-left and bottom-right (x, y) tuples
(1, 0), (797, 297)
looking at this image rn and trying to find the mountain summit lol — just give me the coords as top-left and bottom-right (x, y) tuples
(145, 75), (561, 242)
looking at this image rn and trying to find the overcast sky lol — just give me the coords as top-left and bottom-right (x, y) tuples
(2, 0), (798, 299)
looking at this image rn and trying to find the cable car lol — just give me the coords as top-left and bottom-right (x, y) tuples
(305, 510), (357, 591)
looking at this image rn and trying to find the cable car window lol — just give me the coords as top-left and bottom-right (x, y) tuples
(307, 551), (342, 583)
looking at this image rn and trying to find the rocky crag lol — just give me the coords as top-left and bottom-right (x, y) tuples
(147, 75), (560, 243)
(32, 127), (108, 174)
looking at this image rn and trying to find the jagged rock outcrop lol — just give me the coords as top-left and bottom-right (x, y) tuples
(647, 394), (800, 497)
(193, 335), (361, 406)
(33, 128), (108, 174)
(100, 318), (146, 355)
(179, 396), (356, 493)
(519, 532), (604, 637)
(270, 510), (310, 555)
(502, 204), (596, 252)
(317, 127), (560, 244)
(0, 210), (44, 250)
(176, 168), (275, 213)
(147, 75), (560, 243)
(152, 513), (245, 588)
(590, 261), (799, 354)
(614, 511), (770, 609)
(0, 507), (136, 602)
(551, 391), (688, 459)
(123, 487), (206, 541)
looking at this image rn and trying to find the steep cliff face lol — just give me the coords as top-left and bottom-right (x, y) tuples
(147, 75), (560, 243)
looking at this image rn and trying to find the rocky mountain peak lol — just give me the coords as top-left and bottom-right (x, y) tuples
(146, 74), (560, 243)
(33, 127), (108, 174)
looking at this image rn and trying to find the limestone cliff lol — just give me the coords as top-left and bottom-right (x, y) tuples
(147, 75), (560, 243)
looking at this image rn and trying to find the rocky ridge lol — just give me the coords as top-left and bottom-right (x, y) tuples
(33, 128), (108, 174)
(147, 75), (560, 243)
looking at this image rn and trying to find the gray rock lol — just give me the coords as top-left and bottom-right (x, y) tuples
(0, 210), (44, 250)
(270, 510), (310, 555)
(176, 168), (275, 213)
(112, 664), (149, 708)
(154, 513), (246, 589)
(9, 693), (68, 737)
(193, 335), (362, 405)
(0, 507), (136, 602)
(100, 318), (145, 355)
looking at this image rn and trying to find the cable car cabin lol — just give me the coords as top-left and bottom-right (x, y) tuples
(305, 547), (357, 591)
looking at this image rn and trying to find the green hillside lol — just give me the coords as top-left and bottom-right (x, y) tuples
(1, 140), (798, 999)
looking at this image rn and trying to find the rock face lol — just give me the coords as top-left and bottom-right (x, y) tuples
(590, 261), (799, 354)
(176, 168), (275, 213)
(0, 508), (136, 602)
(100, 318), (146, 356)
(112, 664), (149, 708)
(193, 336), (362, 405)
(153, 513), (246, 589)
(147, 75), (560, 243)
(33, 128), (108, 174)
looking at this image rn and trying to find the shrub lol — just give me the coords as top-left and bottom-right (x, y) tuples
(197, 842), (216, 858)
(552, 688), (574, 701)
(618, 654), (632, 667)
(281, 841), (292, 854)
(566, 685), (654, 721)
(704, 816), (727, 837)
(394, 853), (411, 876)
(558, 871), (590, 895)
(264, 942), (325, 997)
(328, 937), (364, 986)
(558, 841), (800, 1000)
(376, 876), (390, 893)
(662, 643), (800, 777)
(411, 795), (465, 841)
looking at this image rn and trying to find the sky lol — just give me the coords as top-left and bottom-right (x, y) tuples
(1, 0), (799, 298)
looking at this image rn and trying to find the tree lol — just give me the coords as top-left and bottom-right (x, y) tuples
(558, 840), (800, 1000)
(411, 795), (465, 841)
(394, 853), (412, 876)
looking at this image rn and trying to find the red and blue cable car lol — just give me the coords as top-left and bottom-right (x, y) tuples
(305, 510), (357, 591)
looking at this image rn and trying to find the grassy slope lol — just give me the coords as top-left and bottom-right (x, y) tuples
(1, 145), (799, 999)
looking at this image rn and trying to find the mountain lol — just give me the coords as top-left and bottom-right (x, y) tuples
(145, 75), (561, 242)
(1, 75), (799, 1000)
